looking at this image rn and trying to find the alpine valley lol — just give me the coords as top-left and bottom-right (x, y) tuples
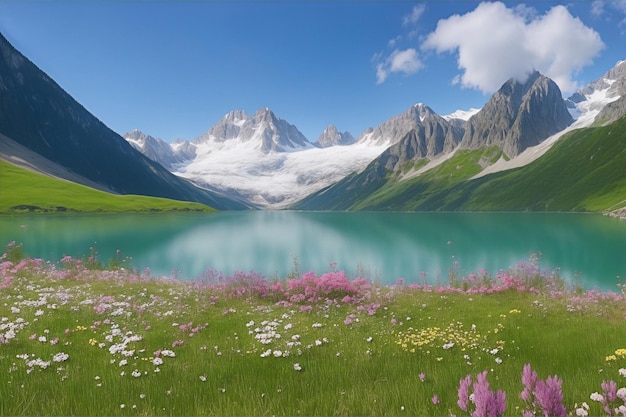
(1, 29), (625, 215)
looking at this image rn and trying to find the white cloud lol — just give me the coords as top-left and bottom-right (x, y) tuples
(421, 1), (605, 95)
(403, 4), (426, 26)
(376, 48), (423, 84)
(375, 4), (426, 84)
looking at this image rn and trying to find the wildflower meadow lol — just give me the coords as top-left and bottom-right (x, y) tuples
(1, 241), (626, 416)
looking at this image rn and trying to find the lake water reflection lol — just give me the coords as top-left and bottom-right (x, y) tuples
(1, 211), (625, 290)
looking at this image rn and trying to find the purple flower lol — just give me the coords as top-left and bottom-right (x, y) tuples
(458, 375), (472, 412)
(534, 375), (566, 417)
(458, 371), (506, 417)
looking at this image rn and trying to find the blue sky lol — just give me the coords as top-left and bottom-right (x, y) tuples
(1, 1), (625, 142)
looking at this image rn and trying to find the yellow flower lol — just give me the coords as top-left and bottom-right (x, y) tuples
(88, 338), (98, 346)
(615, 349), (626, 357)
(509, 309), (521, 314)
(606, 355), (617, 362)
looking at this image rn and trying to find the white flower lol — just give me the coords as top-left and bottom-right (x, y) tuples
(312, 323), (322, 328)
(443, 342), (454, 349)
(576, 407), (589, 417)
(152, 357), (163, 366)
(495, 357), (503, 364)
(160, 349), (175, 357)
(273, 350), (283, 357)
(131, 369), (141, 378)
(618, 388), (626, 401)
(35, 309), (44, 316)
(315, 339), (323, 346)
(293, 363), (302, 371)
(199, 375), (207, 382)
(367, 337), (373, 343)
(52, 352), (69, 362)
(119, 359), (128, 367)
(38, 336), (47, 343)
(591, 392), (604, 402)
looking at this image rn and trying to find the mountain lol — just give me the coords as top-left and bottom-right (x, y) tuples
(125, 108), (385, 208)
(125, 130), (196, 170)
(314, 125), (355, 147)
(194, 108), (313, 153)
(376, 104), (465, 171)
(567, 59), (626, 126)
(0, 32), (248, 210)
(357, 103), (449, 147)
(459, 71), (573, 158)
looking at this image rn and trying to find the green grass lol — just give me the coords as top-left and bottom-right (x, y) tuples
(0, 160), (215, 213)
(2, 243), (626, 416)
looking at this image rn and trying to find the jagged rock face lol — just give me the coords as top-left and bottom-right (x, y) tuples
(377, 112), (465, 172)
(315, 125), (355, 147)
(590, 60), (626, 125)
(194, 108), (311, 153)
(204, 109), (247, 142)
(124, 130), (196, 169)
(357, 103), (440, 147)
(460, 71), (573, 157)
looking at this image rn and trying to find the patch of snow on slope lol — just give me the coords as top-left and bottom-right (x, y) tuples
(176, 143), (387, 208)
(443, 108), (481, 121)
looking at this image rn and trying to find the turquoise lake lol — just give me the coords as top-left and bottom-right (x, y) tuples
(1, 211), (625, 290)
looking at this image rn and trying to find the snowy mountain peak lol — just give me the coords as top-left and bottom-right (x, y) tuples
(192, 107), (312, 154)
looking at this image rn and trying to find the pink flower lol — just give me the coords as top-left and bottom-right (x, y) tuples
(432, 395), (439, 404)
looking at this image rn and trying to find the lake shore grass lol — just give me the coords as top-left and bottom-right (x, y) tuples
(0, 160), (215, 214)
(2, 242), (626, 416)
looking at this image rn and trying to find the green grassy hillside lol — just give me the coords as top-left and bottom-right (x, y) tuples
(350, 147), (504, 210)
(0, 160), (216, 213)
(461, 117), (626, 211)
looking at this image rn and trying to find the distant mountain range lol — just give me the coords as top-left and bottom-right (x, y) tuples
(1, 29), (625, 214)
(125, 60), (625, 211)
